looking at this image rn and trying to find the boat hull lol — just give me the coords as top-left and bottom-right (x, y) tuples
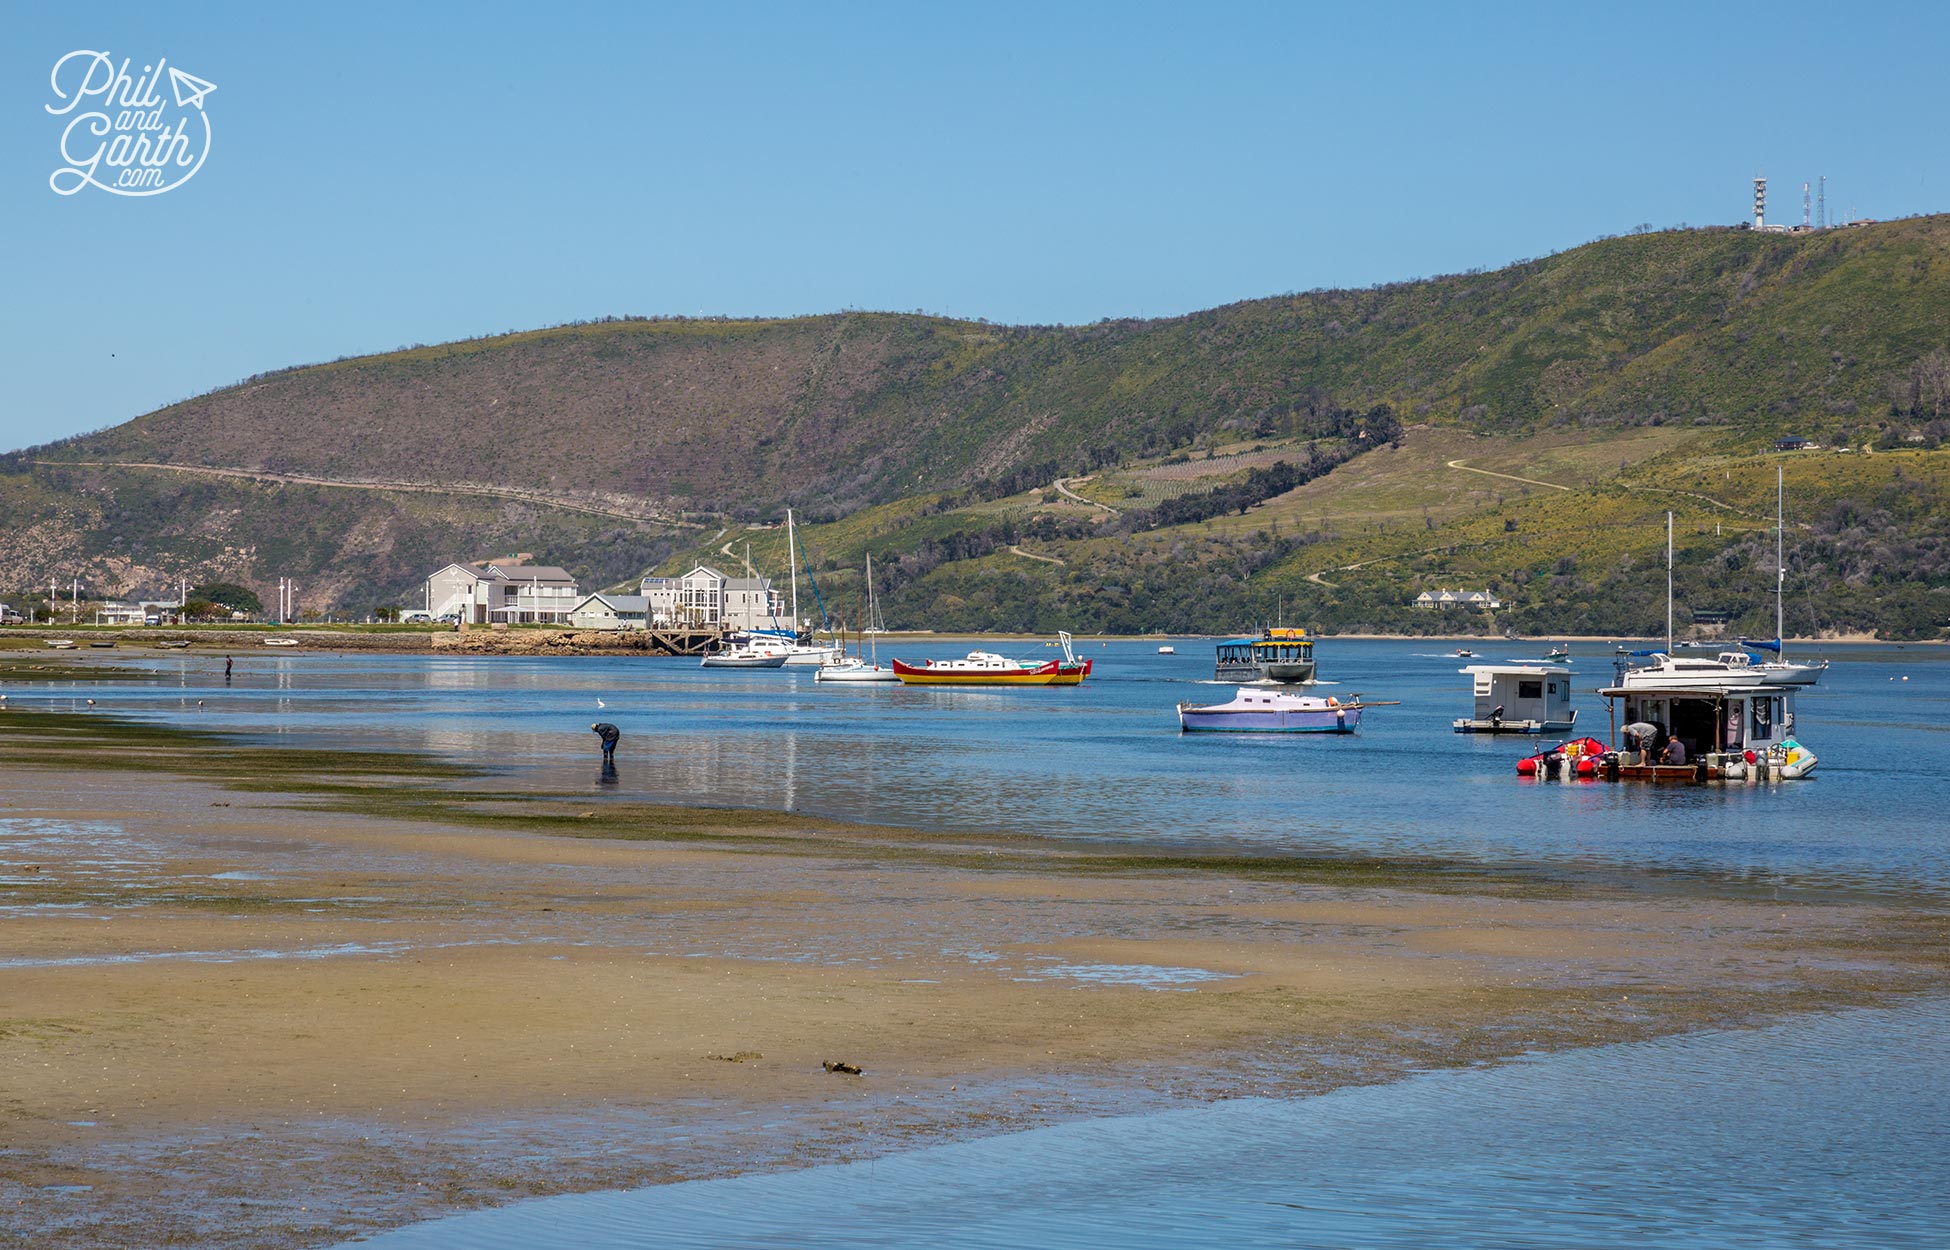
(814, 663), (900, 683)
(1178, 698), (1361, 733)
(700, 652), (789, 668)
(892, 659), (1090, 686)
(1453, 718), (1576, 735)
(1213, 659), (1315, 684)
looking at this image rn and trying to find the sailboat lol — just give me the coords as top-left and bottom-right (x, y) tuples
(1736, 465), (1827, 685)
(751, 509), (840, 666)
(815, 552), (900, 683)
(1623, 482), (1824, 689)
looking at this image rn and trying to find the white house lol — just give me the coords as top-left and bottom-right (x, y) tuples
(568, 593), (650, 631)
(96, 601), (148, 626)
(425, 559), (580, 624)
(1414, 589), (1503, 610)
(641, 566), (786, 631)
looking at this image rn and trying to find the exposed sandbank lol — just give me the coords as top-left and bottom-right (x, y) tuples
(1, 717), (1945, 1249)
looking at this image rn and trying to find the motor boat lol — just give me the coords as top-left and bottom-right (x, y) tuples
(1178, 688), (1366, 733)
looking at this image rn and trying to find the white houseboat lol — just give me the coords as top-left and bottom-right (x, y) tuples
(1453, 664), (1576, 734)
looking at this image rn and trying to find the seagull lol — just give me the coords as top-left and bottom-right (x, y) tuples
(596, 698), (606, 708)
(85, 699), (96, 706)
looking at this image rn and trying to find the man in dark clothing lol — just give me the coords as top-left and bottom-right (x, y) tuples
(592, 722), (620, 760)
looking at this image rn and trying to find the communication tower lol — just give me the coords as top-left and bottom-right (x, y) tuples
(1817, 175), (1827, 229)
(1753, 176), (1767, 229)
(1802, 181), (1811, 228)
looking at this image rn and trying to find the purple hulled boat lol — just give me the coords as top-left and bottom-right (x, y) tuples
(1177, 688), (1364, 733)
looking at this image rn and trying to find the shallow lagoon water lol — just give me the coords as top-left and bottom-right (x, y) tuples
(12, 641), (1948, 1244)
(21, 638), (1950, 895)
(348, 999), (1950, 1249)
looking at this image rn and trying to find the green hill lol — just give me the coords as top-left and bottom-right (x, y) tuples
(5, 217), (1949, 634)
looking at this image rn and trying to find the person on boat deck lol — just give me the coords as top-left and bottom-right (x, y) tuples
(1661, 737), (1689, 766)
(1622, 721), (1660, 755)
(591, 722), (620, 760)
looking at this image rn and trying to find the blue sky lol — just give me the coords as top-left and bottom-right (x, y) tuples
(4, 1), (1946, 450)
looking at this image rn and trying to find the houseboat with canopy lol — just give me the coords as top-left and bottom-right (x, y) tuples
(1594, 660), (1816, 781)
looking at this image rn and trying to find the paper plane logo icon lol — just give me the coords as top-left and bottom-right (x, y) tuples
(168, 66), (216, 110)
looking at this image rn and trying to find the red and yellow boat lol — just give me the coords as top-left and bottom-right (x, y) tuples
(892, 632), (1093, 686)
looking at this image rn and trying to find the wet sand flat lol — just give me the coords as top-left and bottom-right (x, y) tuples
(2, 754), (1946, 1248)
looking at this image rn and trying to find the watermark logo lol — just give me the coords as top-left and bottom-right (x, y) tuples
(45, 51), (216, 197)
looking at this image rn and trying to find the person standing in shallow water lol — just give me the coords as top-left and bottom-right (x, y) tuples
(592, 722), (620, 761)
(224, 655), (233, 682)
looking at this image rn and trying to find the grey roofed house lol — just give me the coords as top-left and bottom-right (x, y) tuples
(426, 558), (580, 624)
(642, 564), (786, 630)
(568, 592), (650, 631)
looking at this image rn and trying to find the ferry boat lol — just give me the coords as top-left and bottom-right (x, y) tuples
(1453, 664), (1576, 734)
(893, 632), (1091, 686)
(1178, 688), (1364, 733)
(1213, 628), (1316, 684)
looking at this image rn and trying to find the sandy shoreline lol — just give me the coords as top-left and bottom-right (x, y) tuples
(1, 722), (1946, 1247)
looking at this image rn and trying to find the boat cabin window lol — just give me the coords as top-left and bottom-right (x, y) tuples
(1517, 680), (1543, 700)
(1751, 696), (1780, 739)
(1547, 681), (1559, 695)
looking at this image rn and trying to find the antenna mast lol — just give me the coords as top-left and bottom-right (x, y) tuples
(1666, 511), (1674, 654)
(1817, 175), (1826, 229)
(1802, 181), (1811, 229)
(1777, 464), (1786, 651)
(1752, 176), (1767, 229)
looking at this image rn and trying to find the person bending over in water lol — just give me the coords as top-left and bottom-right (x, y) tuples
(592, 722), (620, 760)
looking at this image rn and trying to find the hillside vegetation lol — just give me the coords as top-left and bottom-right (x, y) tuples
(5, 217), (1950, 634)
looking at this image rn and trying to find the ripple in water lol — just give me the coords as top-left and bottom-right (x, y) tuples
(345, 1000), (1950, 1249)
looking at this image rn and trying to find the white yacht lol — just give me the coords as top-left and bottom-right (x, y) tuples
(816, 553), (899, 683)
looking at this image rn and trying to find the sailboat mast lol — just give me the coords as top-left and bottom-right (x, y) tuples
(787, 508), (800, 632)
(1666, 511), (1674, 654)
(865, 551), (877, 664)
(1776, 464), (1786, 653)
